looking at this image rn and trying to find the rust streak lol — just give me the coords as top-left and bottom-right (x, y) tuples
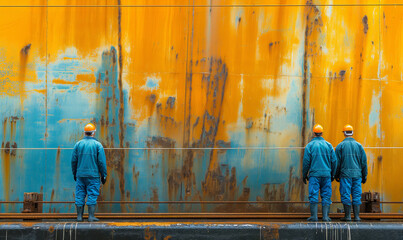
(117, 0), (126, 211)
(299, 0), (323, 201)
(1, 142), (10, 201)
(55, 147), (61, 191)
(181, 0), (195, 200)
(19, 43), (31, 108)
(201, 59), (229, 198)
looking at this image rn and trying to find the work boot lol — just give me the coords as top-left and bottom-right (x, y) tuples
(322, 205), (331, 222)
(307, 203), (318, 221)
(353, 205), (361, 221)
(87, 205), (99, 222)
(76, 205), (84, 222)
(340, 204), (352, 221)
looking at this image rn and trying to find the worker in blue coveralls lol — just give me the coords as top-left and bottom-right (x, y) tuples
(335, 124), (367, 221)
(71, 123), (107, 222)
(302, 124), (337, 222)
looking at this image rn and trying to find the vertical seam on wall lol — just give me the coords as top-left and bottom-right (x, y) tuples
(183, 0), (190, 148)
(378, 0), (383, 199)
(45, 0), (48, 197)
(188, 0), (195, 148)
(183, 0), (194, 148)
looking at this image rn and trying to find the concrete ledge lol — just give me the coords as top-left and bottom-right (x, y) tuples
(0, 221), (401, 240)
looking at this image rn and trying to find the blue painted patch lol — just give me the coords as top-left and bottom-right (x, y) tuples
(369, 90), (381, 138)
(145, 77), (160, 89)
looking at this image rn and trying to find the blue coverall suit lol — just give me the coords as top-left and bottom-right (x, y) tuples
(303, 137), (337, 206)
(71, 137), (107, 206)
(335, 137), (367, 205)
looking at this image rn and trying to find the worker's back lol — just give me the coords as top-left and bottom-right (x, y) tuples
(303, 137), (336, 178)
(72, 136), (106, 178)
(336, 138), (366, 178)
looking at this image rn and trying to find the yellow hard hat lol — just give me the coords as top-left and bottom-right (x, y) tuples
(84, 123), (96, 132)
(343, 124), (353, 132)
(313, 124), (323, 133)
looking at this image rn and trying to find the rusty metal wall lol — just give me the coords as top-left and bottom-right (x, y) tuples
(0, 0), (402, 213)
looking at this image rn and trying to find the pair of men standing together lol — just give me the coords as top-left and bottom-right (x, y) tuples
(71, 123), (367, 222)
(303, 124), (368, 222)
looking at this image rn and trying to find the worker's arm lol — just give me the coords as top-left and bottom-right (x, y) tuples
(360, 146), (368, 183)
(71, 144), (78, 181)
(334, 144), (342, 180)
(330, 145), (337, 181)
(302, 146), (311, 183)
(97, 144), (107, 179)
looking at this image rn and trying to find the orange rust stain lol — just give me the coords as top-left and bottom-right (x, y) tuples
(0, 115), (15, 203)
(33, 89), (47, 95)
(49, 189), (55, 213)
(62, 56), (78, 61)
(132, 165), (139, 188)
(163, 236), (172, 240)
(109, 177), (116, 204)
(76, 73), (96, 83)
(0, 222), (40, 227)
(146, 188), (159, 213)
(2, 118), (7, 142)
(262, 223), (280, 240)
(144, 227), (157, 240)
(1, 143), (10, 201)
(9, 121), (16, 144)
(55, 147), (61, 188)
(52, 79), (79, 85)
(108, 222), (183, 227)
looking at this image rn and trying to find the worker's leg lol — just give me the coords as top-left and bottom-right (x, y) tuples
(320, 177), (332, 221)
(307, 177), (320, 221)
(86, 177), (101, 222)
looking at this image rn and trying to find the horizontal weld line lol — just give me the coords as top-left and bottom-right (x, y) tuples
(2, 201), (402, 204)
(0, 147), (304, 150)
(0, 213), (401, 220)
(38, 201), (312, 204)
(1, 4), (403, 7)
(0, 147), (402, 150)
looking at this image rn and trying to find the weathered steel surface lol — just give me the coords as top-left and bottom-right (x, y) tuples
(0, 0), (402, 213)
(0, 221), (402, 240)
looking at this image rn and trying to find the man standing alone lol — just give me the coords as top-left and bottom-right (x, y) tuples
(303, 124), (337, 222)
(71, 123), (107, 222)
(335, 124), (367, 221)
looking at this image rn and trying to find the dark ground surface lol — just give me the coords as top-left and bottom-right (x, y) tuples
(0, 219), (402, 240)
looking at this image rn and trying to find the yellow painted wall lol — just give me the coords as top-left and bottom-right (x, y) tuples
(0, 0), (401, 213)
